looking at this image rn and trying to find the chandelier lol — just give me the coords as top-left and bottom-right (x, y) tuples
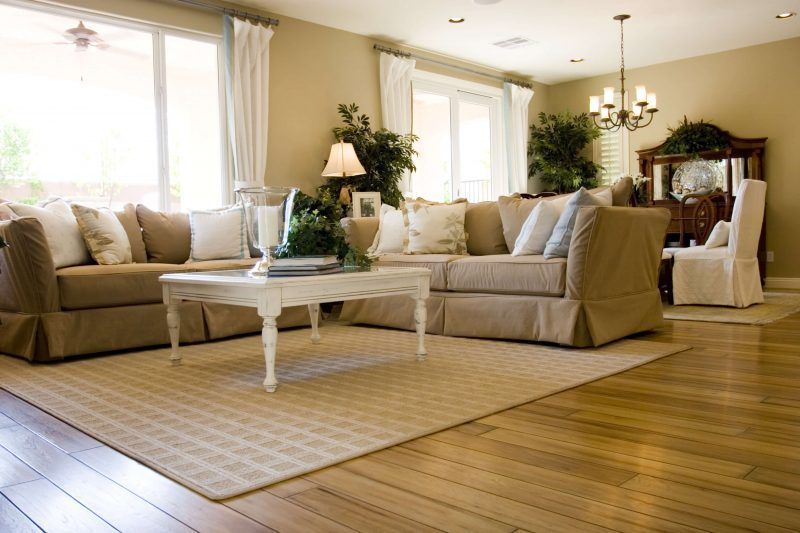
(589, 14), (658, 132)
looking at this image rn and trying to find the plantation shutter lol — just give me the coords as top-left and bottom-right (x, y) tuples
(593, 92), (629, 185)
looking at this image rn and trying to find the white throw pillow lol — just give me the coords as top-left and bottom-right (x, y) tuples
(71, 204), (132, 265)
(512, 201), (560, 256)
(188, 206), (248, 262)
(9, 199), (91, 268)
(594, 187), (613, 206)
(705, 220), (730, 249)
(403, 200), (467, 255)
(367, 204), (405, 256)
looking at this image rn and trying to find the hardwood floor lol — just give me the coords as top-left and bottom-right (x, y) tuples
(1, 313), (799, 532)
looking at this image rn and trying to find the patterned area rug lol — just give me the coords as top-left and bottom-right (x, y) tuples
(663, 292), (800, 325)
(0, 325), (688, 499)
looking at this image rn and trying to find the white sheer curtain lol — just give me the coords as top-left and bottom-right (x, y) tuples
(503, 82), (534, 194)
(224, 16), (273, 188)
(379, 52), (415, 192)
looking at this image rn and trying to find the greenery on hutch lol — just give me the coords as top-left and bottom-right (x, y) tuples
(660, 116), (730, 156)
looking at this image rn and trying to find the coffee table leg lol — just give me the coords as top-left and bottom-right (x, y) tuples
(262, 316), (279, 392)
(308, 303), (321, 344)
(166, 302), (181, 365)
(414, 297), (427, 359)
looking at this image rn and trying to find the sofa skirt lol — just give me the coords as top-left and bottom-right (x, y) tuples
(341, 290), (663, 347)
(1, 302), (311, 362)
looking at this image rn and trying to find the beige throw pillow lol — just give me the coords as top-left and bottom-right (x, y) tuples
(114, 203), (147, 263)
(9, 199), (91, 268)
(403, 199), (468, 255)
(136, 205), (191, 264)
(71, 204), (133, 265)
(465, 202), (508, 255)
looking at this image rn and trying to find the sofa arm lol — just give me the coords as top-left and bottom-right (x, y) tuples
(340, 217), (380, 251)
(565, 206), (670, 301)
(0, 217), (60, 313)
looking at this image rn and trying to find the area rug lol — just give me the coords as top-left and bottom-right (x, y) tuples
(663, 292), (800, 325)
(0, 325), (688, 499)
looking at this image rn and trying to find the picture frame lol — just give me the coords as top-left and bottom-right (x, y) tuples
(352, 192), (381, 218)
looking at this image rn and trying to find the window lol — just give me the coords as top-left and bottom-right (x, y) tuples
(411, 72), (505, 203)
(593, 92), (629, 185)
(0, 1), (226, 210)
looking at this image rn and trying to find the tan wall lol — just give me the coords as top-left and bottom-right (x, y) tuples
(43, 0), (544, 195)
(548, 37), (800, 279)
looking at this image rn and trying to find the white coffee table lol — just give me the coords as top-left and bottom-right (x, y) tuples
(159, 267), (431, 392)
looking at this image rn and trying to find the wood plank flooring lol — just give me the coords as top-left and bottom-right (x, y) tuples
(1, 313), (799, 532)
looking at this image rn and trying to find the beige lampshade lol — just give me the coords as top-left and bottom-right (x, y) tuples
(321, 141), (366, 177)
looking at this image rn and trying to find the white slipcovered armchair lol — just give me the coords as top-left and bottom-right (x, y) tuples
(670, 179), (766, 308)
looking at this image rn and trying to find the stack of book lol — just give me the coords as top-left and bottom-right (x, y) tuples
(268, 256), (343, 277)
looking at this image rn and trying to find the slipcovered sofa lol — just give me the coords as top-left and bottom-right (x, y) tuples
(341, 183), (671, 347)
(0, 204), (308, 362)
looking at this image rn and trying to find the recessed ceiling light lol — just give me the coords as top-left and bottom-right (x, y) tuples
(570, 58), (585, 63)
(449, 17), (465, 24)
(776, 12), (796, 19)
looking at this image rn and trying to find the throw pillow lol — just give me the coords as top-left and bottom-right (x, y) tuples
(71, 204), (133, 265)
(465, 201), (508, 255)
(367, 204), (405, 256)
(403, 199), (467, 255)
(543, 188), (608, 259)
(114, 203), (147, 263)
(512, 201), (560, 256)
(705, 220), (730, 249)
(9, 199), (91, 268)
(0, 203), (18, 221)
(136, 205), (191, 264)
(188, 206), (248, 262)
(497, 189), (609, 252)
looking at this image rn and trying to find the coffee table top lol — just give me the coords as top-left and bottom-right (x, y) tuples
(160, 267), (431, 288)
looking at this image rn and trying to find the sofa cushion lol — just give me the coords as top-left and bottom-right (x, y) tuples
(115, 203), (147, 263)
(373, 253), (466, 291)
(57, 258), (257, 310)
(136, 205), (191, 264)
(465, 202), (508, 256)
(447, 254), (567, 296)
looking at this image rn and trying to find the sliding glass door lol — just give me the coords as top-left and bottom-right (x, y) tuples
(411, 74), (504, 203)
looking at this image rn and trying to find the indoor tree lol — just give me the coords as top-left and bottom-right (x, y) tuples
(320, 103), (417, 208)
(527, 111), (602, 193)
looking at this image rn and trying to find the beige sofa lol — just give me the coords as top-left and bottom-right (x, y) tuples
(341, 184), (671, 347)
(0, 204), (308, 362)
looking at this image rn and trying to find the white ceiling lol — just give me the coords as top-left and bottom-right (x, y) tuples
(236, 0), (800, 84)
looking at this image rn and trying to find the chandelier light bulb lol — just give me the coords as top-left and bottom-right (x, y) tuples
(603, 87), (615, 106)
(589, 95), (600, 114)
(635, 85), (647, 104)
(647, 93), (657, 111)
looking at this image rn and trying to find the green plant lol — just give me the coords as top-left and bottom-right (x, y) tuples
(275, 190), (372, 268)
(0, 121), (32, 183)
(527, 111), (602, 193)
(660, 116), (729, 155)
(321, 103), (417, 208)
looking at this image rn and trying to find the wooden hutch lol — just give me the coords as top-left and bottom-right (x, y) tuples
(636, 132), (767, 279)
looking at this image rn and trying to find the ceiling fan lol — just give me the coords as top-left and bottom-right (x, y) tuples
(55, 21), (109, 52)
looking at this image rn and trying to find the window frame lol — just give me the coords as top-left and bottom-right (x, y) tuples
(0, 0), (230, 210)
(411, 70), (507, 201)
(593, 91), (630, 185)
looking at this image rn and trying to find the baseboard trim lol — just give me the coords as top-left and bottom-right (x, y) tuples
(765, 277), (800, 290)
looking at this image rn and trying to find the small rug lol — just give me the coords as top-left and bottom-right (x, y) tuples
(0, 325), (688, 500)
(663, 292), (800, 325)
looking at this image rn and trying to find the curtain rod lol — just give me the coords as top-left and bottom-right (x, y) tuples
(172, 0), (279, 26)
(373, 44), (532, 89)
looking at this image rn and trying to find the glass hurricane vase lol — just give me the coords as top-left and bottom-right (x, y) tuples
(236, 186), (298, 276)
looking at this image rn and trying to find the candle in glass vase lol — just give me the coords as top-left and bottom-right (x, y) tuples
(257, 205), (282, 248)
